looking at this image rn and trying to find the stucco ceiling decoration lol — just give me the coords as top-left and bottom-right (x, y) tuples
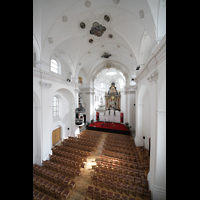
(48, 37), (53, 44)
(106, 62), (112, 69)
(90, 22), (106, 37)
(139, 10), (144, 19)
(79, 11), (112, 44)
(113, 0), (120, 5)
(85, 1), (91, 8)
(62, 16), (68, 22)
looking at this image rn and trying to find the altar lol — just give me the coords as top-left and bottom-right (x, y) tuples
(96, 82), (123, 123)
(99, 110), (120, 123)
(105, 82), (121, 110)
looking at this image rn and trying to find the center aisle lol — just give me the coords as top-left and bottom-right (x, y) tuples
(69, 132), (107, 200)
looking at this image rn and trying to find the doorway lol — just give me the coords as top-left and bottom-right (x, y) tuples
(52, 127), (61, 146)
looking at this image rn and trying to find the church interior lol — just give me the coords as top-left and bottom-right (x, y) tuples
(33, 1), (166, 200)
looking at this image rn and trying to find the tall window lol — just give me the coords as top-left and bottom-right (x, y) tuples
(52, 96), (59, 117)
(50, 59), (58, 73)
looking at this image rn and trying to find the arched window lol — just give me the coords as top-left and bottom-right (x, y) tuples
(50, 59), (59, 73)
(52, 96), (59, 117)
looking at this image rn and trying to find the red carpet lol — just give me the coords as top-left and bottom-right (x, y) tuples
(88, 121), (129, 131)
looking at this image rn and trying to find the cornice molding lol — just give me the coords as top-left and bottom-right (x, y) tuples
(85, 91), (95, 95)
(125, 90), (135, 94)
(135, 35), (166, 84)
(33, 67), (79, 88)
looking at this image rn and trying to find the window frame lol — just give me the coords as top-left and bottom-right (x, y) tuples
(52, 96), (59, 117)
(50, 58), (60, 74)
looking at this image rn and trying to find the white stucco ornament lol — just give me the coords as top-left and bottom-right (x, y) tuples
(85, 1), (91, 7)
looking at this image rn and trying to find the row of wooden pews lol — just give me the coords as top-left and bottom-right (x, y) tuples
(33, 130), (103, 199)
(85, 185), (137, 200)
(33, 165), (74, 200)
(88, 132), (151, 200)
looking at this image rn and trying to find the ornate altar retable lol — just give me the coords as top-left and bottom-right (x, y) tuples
(105, 82), (121, 110)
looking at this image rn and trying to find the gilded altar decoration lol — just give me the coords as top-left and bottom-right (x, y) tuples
(105, 82), (121, 110)
(78, 77), (83, 84)
(106, 62), (111, 69)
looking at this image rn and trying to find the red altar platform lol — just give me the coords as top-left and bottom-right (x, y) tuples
(87, 121), (130, 135)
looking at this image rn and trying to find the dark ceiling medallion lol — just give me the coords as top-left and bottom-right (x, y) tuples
(90, 22), (106, 37)
(104, 15), (110, 22)
(80, 22), (86, 29)
(89, 39), (93, 43)
(101, 52), (112, 59)
(108, 34), (113, 39)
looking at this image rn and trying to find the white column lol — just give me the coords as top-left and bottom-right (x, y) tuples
(152, 111), (166, 200)
(132, 92), (136, 132)
(90, 92), (95, 121)
(70, 103), (77, 137)
(129, 91), (135, 131)
(35, 106), (43, 166)
(35, 60), (42, 70)
(124, 91), (129, 123)
(75, 89), (79, 108)
(41, 88), (52, 162)
(135, 103), (143, 146)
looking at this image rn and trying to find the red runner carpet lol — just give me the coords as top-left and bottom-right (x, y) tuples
(88, 121), (129, 131)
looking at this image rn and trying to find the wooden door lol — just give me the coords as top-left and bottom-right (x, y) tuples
(56, 127), (60, 143)
(52, 127), (60, 146)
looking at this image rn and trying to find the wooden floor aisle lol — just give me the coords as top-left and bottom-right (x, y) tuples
(68, 132), (107, 200)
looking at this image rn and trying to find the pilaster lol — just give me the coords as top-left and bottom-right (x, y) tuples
(35, 106), (42, 166)
(135, 103), (143, 146)
(148, 111), (166, 200)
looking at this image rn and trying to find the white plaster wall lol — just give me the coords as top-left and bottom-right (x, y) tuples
(33, 69), (78, 164)
(50, 92), (69, 142)
(135, 46), (166, 199)
(33, 98), (37, 164)
(142, 91), (150, 149)
(121, 90), (125, 120)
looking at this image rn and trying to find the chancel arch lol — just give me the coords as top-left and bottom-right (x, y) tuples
(89, 60), (131, 85)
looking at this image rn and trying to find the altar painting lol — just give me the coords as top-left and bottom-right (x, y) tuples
(105, 82), (121, 111)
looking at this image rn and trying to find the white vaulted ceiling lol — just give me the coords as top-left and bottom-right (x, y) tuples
(33, 0), (166, 84)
